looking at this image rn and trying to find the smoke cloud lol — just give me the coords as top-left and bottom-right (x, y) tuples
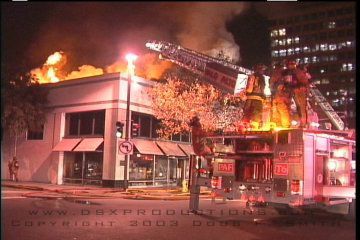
(13, 3), (249, 80)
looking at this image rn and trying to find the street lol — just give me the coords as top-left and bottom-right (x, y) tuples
(2, 189), (355, 240)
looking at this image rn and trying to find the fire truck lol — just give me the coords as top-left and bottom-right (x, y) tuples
(204, 128), (355, 211)
(145, 40), (356, 214)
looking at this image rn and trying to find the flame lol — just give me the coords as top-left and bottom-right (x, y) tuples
(31, 51), (173, 84)
(31, 51), (66, 84)
(46, 52), (62, 65)
(47, 68), (59, 83)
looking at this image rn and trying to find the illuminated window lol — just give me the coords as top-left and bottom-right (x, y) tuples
(312, 56), (319, 63)
(279, 28), (286, 36)
(303, 46), (310, 52)
(333, 91), (338, 96)
(287, 48), (294, 55)
(313, 80), (321, 85)
(279, 39), (286, 46)
(320, 68), (325, 74)
(303, 57), (309, 64)
(295, 47), (301, 54)
(287, 38), (292, 44)
(279, 49), (287, 56)
(294, 37), (300, 43)
(346, 41), (354, 47)
(328, 21), (336, 28)
(341, 63), (354, 71)
(329, 44), (337, 50)
(326, 91), (330, 96)
(320, 44), (328, 51)
(272, 50), (279, 57)
(271, 30), (278, 37)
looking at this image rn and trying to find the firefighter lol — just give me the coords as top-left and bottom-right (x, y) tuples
(270, 62), (291, 128)
(282, 60), (311, 127)
(242, 64), (267, 127)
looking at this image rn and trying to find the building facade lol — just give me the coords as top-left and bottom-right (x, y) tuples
(268, 2), (356, 129)
(1, 73), (194, 187)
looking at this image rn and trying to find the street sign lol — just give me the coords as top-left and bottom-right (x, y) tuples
(118, 140), (134, 154)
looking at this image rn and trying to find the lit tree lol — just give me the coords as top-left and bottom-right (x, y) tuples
(146, 68), (243, 139)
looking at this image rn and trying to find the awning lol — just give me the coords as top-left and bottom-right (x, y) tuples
(156, 141), (187, 157)
(53, 138), (82, 152)
(178, 144), (195, 156)
(132, 139), (164, 155)
(73, 138), (104, 152)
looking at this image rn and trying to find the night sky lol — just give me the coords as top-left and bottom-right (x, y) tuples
(1, 2), (318, 78)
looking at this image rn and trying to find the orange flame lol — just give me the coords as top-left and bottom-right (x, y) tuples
(31, 51), (66, 84)
(32, 51), (174, 84)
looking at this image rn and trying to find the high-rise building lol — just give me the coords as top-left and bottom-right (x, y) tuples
(268, 2), (356, 129)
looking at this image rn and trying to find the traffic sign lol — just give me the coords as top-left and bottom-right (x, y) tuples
(118, 140), (134, 154)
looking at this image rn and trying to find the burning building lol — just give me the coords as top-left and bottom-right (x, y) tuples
(2, 65), (193, 187)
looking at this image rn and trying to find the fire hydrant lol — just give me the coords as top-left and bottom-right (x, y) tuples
(182, 179), (189, 193)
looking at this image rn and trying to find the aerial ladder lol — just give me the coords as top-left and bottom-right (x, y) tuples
(145, 40), (345, 131)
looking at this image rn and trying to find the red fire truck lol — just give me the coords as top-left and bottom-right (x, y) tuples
(202, 128), (356, 214)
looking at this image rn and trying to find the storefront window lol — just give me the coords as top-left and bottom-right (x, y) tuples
(155, 156), (168, 181)
(169, 158), (178, 182)
(63, 152), (103, 185)
(129, 154), (154, 181)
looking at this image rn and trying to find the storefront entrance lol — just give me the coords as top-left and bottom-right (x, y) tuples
(63, 152), (103, 185)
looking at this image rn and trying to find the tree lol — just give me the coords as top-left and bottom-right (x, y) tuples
(1, 72), (49, 156)
(146, 69), (243, 139)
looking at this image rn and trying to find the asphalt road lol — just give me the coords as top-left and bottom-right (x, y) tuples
(2, 192), (355, 240)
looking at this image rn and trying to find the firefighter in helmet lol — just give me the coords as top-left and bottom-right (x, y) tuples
(242, 64), (267, 126)
(270, 62), (291, 128)
(282, 60), (311, 127)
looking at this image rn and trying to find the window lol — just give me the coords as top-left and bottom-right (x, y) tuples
(286, 38), (292, 45)
(279, 49), (286, 56)
(294, 37), (300, 43)
(171, 133), (190, 142)
(272, 50), (279, 57)
(27, 125), (44, 140)
(312, 56), (319, 63)
(303, 46), (310, 52)
(303, 57), (309, 64)
(329, 44), (337, 51)
(278, 28), (286, 36)
(320, 43), (328, 51)
(66, 110), (105, 136)
(279, 39), (286, 46)
(271, 39), (279, 47)
(287, 48), (294, 55)
(328, 21), (336, 29)
(270, 30), (278, 37)
(295, 47), (301, 54)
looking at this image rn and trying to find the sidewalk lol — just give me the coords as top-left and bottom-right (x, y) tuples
(1, 180), (211, 200)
